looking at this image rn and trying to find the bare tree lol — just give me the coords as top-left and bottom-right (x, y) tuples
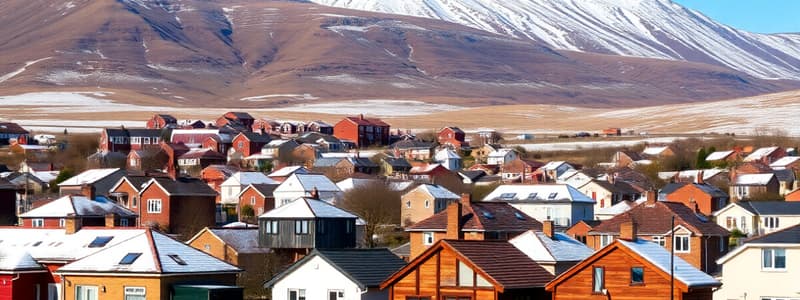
(340, 180), (401, 248)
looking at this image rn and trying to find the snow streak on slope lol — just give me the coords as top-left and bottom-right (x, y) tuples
(310, 0), (800, 80)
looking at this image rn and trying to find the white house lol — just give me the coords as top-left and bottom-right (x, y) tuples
(434, 148), (462, 170)
(220, 172), (277, 204)
(714, 224), (800, 300)
(539, 161), (575, 182)
(482, 184), (595, 227)
(265, 248), (406, 300)
(713, 201), (800, 236)
(273, 173), (343, 207)
(486, 149), (517, 165)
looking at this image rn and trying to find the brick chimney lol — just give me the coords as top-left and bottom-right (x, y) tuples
(460, 193), (471, 205)
(310, 187), (319, 200)
(80, 184), (95, 200)
(619, 221), (638, 241)
(446, 202), (464, 240)
(105, 213), (115, 228)
(65, 213), (81, 235)
(543, 220), (555, 239)
(359, 114), (365, 120)
(646, 189), (657, 205)
(696, 170), (705, 185)
(607, 173), (615, 184)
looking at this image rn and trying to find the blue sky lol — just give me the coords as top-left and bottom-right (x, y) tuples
(674, 0), (800, 34)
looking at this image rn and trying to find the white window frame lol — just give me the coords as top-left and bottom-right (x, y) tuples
(32, 218), (44, 228)
(651, 236), (666, 247)
(124, 286), (146, 300)
(265, 220), (279, 235)
(599, 234), (613, 247)
(288, 288), (306, 300)
(75, 285), (98, 300)
(674, 235), (690, 253)
(424, 200), (430, 208)
(763, 217), (780, 229)
(295, 220), (309, 235)
(423, 232), (435, 245)
(762, 248), (787, 271)
(251, 196), (257, 205)
(59, 218), (66, 228)
(327, 289), (344, 300)
(120, 218), (129, 227)
(147, 199), (162, 214)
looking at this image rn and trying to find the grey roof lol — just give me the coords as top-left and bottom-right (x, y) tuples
(383, 157), (412, 169)
(240, 132), (271, 143)
(314, 157), (346, 168)
(207, 229), (270, 254)
(148, 177), (218, 196)
(349, 157), (378, 168)
(390, 242), (411, 258)
(744, 223), (800, 244)
(458, 170), (486, 182)
(265, 248), (406, 289)
(248, 184), (279, 198)
(390, 140), (433, 149)
(773, 169), (796, 182)
(736, 201), (800, 216)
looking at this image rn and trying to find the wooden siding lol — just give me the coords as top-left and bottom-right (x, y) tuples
(258, 218), (356, 249)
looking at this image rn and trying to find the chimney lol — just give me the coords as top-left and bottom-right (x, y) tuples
(359, 114), (364, 120)
(65, 213), (81, 235)
(696, 170), (704, 184)
(80, 184), (95, 200)
(310, 187), (319, 200)
(105, 213), (115, 228)
(543, 220), (555, 239)
(460, 193), (471, 205)
(646, 189), (657, 205)
(619, 221), (638, 241)
(607, 173), (615, 184)
(446, 202), (464, 240)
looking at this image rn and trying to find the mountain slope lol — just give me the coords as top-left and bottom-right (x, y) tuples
(0, 0), (794, 107)
(310, 0), (800, 80)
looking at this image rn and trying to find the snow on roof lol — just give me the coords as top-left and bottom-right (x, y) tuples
(388, 180), (415, 192)
(266, 139), (290, 147)
(58, 168), (121, 186)
(435, 148), (460, 160)
(744, 146), (779, 162)
(657, 169), (724, 181)
(510, 231), (593, 263)
(414, 184), (460, 200)
(483, 184), (595, 203)
(705, 150), (734, 161)
(541, 161), (567, 170)
(0, 228), (144, 262)
(770, 156), (800, 169)
(488, 149), (513, 157)
(336, 178), (379, 192)
(617, 239), (720, 287)
(268, 166), (309, 177)
(222, 222), (258, 228)
(410, 163), (442, 173)
(595, 200), (640, 216)
(288, 174), (340, 192)
(57, 230), (240, 274)
(734, 173), (775, 186)
(0, 248), (45, 271)
(222, 172), (276, 187)
(33, 171), (59, 183)
(20, 195), (135, 218)
(642, 146), (669, 156)
(259, 198), (358, 219)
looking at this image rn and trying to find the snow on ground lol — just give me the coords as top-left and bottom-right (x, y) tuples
(516, 137), (688, 152)
(240, 94), (319, 101)
(0, 92), (167, 113)
(312, 74), (371, 85)
(42, 70), (169, 85)
(0, 57), (52, 84)
(265, 100), (465, 116)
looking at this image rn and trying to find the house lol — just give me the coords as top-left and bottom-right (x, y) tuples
(258, 197), (359, 258)
(587, 197), (730, 273)
(177, 148), (227, 177)
(472, 144), (500, 164)
(715, 223), (800, 300)
(138, 177), (218, 236)
(313, 157), (356, 180)
(743, 146), (786, 165)
(434, 148), (462, 170)
(100, 128), (162, 153)
(56, 228), (241, 300)
(642, 145), (675, 158)
(662, 180), (729, 216)
(296, 132), (345, 152)
(220, 172), (277, 205)
(601, 127), (621, 136)
(546, 223), (721, 300)
(216, 111), (255, 130)
(390, 140), (435, 161)
(500, 158), (544, 183)
(482, 184), (595, 227)
(237, 183), (279, 217)
(400, 184), (461, 226)
(770, 156), (800, 170)
(126, 149), (169, 172)
(538, 161), (575, 183)
(108, 175), (154, 220)
(333, 115), (390, 148)
(611, 150), (644, 167)
(509, 221), (594, 275)
(146, 114), (177, 129)
(406, 197), (542, 259)
(336, 177), (381, 193)
(565, 219), (602, 244)
(265, 248), (406, 300)
(171, 129), (232, 150)
(772, 169), (797, 195)
(578, 179), (642, 211)
(380, 239), (554, 300)
(19, 195), (137, 228)
(203, 134), (235, 155)
(187, 227), (274, 298)
(380, 156), (413, 178)
(730, 173), (779, 201)
(458, 170), (487, 185)
(437, 126), (468, 150)
(487, 148), (518, 165)
(713, 201), (800, 236)
(200, 164), (240, 196)
(251, 118), (276, 134)
(160, 142), (191, 178)
(558, 170), (594, 188)
(267, 166), (310, 183)
(58, 168), (127, 199)
(0, 122), (29, 146)
(3, 171), (49, 195)
(705, 150), (739, 164)
(0, 247), (49, 299)
(0, 179), (18, 225)
(408, 164), (461, 185)
(272, 173), (343, 207)
(276, 121), (306, 136)
(306, 120), (334, 135)
(594, 199), (643, 221)
(232, 132), (272, 157)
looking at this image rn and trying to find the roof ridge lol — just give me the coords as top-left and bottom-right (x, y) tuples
(145, 228), (163, 273)
(465, 203), (484, 230)
(68, 195), (78, 214)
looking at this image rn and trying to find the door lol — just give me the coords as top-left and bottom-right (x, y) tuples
(75, 286), (98, 300)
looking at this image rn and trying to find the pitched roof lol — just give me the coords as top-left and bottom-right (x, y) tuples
(383, 156), (412, 169)
(773, 169), (795, 182)
(0, 248), (45, 272)
(222, 172), (277, 186)
(442, 240), (554, 289)
(667, 182), (729, 199)
(407, 201), (542, 232)
(259, 197), (358, 219)
(435, 148), (461, 160)
(241, 183), (279, 198)
(617, 239), (720, 287)
(20, 195), (136, 218)
(268, 166), (309, 177)
(412, 184), (460, 200)
(282, 173), (340, 192)
(390, 242), (410, 258)
(733, 173), (775, 186)
(110, 176), (153, 193)
(734, 201), (800, 216)
(390, 139), (433, 149)
(509, 231), (593, 263)
(207, 228), (270, 254)
(238, 132), (271, 143)
(58, 168), (122, 186)
(0, 228), (145, 262)
(266, 248), (405, 289)
(483, 184), (595, 204)
(744, 146), (780, 162)
(56, 229), (241, 274)
(314, 157), (348, 168)
(145, 177), (217, 196)
(178, 148), (226, 160)
(705, 150), (735, 161)
(590, 201), (729, 236)
(642, 146), (670, 156)
(743, 223), (800, 244)
(770, 156), (800, 168)
(343, 116), (389, 127)
(0, 122), (29, 134)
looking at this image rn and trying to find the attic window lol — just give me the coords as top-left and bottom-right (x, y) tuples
(119, 253), (142, 265)
(499, 193), (516, 199)
(482, 211), (494, 219)
(514, 212), (526, 220)
(547, 192), (558, 200)
(32, 241), (42, 247)
(527, 193), (538, 199)
(88, 236), (114, 248)
(168, 254), (188, 265)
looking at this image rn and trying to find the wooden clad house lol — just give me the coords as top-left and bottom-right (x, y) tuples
(380, 239), (554, 300)
(545, 222), (721, 300)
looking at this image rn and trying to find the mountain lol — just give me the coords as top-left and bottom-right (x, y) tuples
(0, 0), (794, 108)
(310, 0), (800, 81)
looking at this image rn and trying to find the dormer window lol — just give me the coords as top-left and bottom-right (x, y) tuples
(527, 193), (538, 200)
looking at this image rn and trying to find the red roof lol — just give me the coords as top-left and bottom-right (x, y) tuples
(344, 116), (390, 127)
(407, 201), (542, 232)
(590, 201), (729, 236)
(178, 149), (226, 160)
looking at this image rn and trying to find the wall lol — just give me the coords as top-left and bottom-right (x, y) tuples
(714, 245), (800, 300)
(62, 274), (237, 300)
(139, 184), (171, 231)
(271, 256), (364, 300)
(401, 188), (435, 226)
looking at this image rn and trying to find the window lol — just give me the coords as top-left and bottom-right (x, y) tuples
(265, 220), (279, 234)
(251, 196), (257, 205)
(238, 141), (244, 149)
(47, 283), (60, 300)
(32, 218), (44, 227)
(59, 218), (66, 228)
(592, 267), (605, 294)
(651, 236), (666, 247)
(548, 192), (558, 200)
(762, 248), (786, 270)
(423, 232), (434, 245)
(130, 158), (137, 167)
(88, 236), (114, 248)
(764, 217), (780, 229)
(167, 254), (187, 265)
(147, 199), (162, 213)
(124, 287), (146, 300)
(526, 193), (538, 200)
(599, 235), (613, 247)
(132, 197), (138, 208)
(328, 290), (344, 300)
(288, 289), (306, 300)
(120, 218), (129, 227)
(119, 253), (142, 265)
(424, 200), (430, 208)
(674, 235), (690, 253)
(726, 216), (737, 229)
(295, 220), (309, 235)
(741, 216), (747, 232)
(75, 285), (98, 300)
(406, 201), (411, 208)
(630, 267), (644, 285)
(458, 260), (474, 287)
(499, 192), (516, 199)
(346, 220), (353, 234)
(317, 220), (325, 234)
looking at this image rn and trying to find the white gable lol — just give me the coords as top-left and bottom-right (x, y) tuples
(58, 168), (120, 186)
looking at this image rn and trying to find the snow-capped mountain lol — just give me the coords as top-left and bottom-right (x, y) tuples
(310, 0), (800, 80)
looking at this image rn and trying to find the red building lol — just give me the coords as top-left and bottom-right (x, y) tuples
(231, 132), (272, 157)
(437, 126), (468, 150)
(138, 177), (218, 235)
(99, 128), (162, 153)
(333, 115), (390, 148)
(200, 164), (240, 203)
(0, 122), (29, 146)
(160, 142), (190, 178)
(19, 195), (137, 228)
(237, 183), (278, 217)
(216, 111), (255, 130)
(146, 114), (177, 129)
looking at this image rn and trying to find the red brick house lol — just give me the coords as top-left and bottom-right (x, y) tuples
(743, 146), (786, 165)
(251, 118), (278, 134)
(408, 164), (461, 184)
(662, 180), (729, 216)
(138, 177), (218, 235)
(203, 135), (233, 154)
(100, 128), (162, 153)
(438, 126), (468, 150)
(19, 195), (137, 228)
(109, 175), (154, 221)
(201, 164), (240, 199)
(231, 132), (272, 157)
(333, 114), (390, 148)
(500, 158), (544, 183)
(160, 142), (190, 178)
(146, 114), (177, 129)
(216, 111), (255, 130)
(306, 120), (334, 135)
(565, 220), (602, 244)
(237, 183), (279, 218)
(177, 148), (227, 177)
